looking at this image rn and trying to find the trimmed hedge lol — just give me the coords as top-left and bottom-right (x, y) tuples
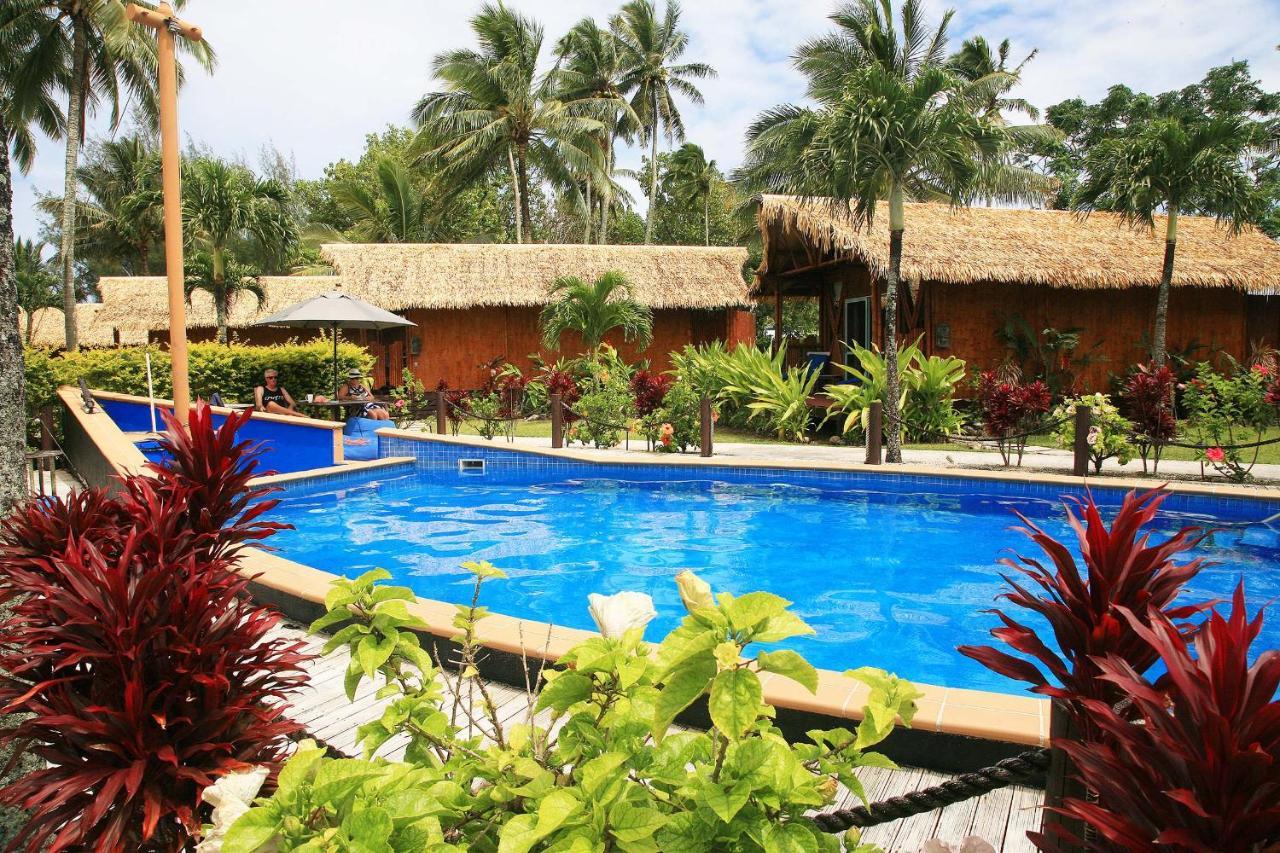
(24, 338), (375, 421)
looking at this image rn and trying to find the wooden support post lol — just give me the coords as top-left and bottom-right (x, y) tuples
(126, 3), (202, 426)
(39, 407), (54, 452)
(700, 397), (713, 457)
(435, 390), (447, 435)
(1072, 405), (1093, 477)
(550, 394), (564, 449)
(1041, 699), (1087, 851)
(773, 287), (783, 355)
(865, 401), (883, 465)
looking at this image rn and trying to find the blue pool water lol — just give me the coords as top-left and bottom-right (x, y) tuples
(267, 466), (1280, 695)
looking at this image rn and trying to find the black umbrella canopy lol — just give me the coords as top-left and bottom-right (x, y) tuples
(253, 290), (415, 395)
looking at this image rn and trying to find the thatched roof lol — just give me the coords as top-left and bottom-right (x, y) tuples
(319, 243), (751, 310)
(91, 244), (751, 335)
(20, 303), (140, 349)
(96, 276), (339, 333)
(758, 195), (1280, 292)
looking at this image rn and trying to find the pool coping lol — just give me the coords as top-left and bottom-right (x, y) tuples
(374, 426), (1280, 505)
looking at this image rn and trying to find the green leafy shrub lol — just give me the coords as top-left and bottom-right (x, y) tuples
(1182, 361), (1275, 482)
(1052, 393), (1135, 473)
(823, 338), (965, 442)
(222, 566), (919, 852)
(642, 379), (702, 452)
(679, 343), (817, 441)
(569, 378), (634, 448)
(465, 392), (503, 440)
(23, 338), (374, 415)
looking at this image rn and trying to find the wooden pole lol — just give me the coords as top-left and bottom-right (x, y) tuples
(773, 288), (783, 356)
(865, 401), (883, 465)
(550, 394), (564, 449)
(435, 390), (447, 435)
(700, 396), (713, 457)
(127, 3), (202, 426)
(1072, 406), (1092, 477)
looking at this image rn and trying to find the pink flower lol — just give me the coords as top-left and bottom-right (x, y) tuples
(660, 422), (674, 437)
(1205, 446), (1226, 464)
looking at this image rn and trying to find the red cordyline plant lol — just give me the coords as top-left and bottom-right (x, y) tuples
(1033, 584), (1280, 852)
(0, 404), (310, 852)
(629, 369), (671, 416)
(976, 370), (1053, 466)
(435, 380), (468, 433)
(544, 369), (582, 422)
(957, 488), (1212, 732)
(1123, 364), (1177, 474)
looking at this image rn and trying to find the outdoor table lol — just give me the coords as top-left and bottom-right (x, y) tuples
(297, 398), (389, 421)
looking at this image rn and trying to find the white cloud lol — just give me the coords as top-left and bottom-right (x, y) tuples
(11, 0), (1280, 241)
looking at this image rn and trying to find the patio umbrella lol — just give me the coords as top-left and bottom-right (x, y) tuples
(252, 290), (415, 396)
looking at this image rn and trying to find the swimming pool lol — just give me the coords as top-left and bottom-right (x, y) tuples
(267, 456), (1280, 696)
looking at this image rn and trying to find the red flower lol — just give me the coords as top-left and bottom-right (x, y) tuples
(1204, 446), (1226, 463)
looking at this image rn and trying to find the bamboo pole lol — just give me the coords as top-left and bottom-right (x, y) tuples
(126, 3), (202, 425)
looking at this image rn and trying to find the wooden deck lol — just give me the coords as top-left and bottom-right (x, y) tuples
(278, 625), (1042, 852)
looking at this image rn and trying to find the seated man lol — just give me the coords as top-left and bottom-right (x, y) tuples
(253, 369), (308, 417)
(337, 368), (390, 421)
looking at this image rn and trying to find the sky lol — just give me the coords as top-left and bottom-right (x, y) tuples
(10, 0), (1280, 242)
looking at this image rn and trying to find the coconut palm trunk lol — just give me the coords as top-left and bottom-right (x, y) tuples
(0, 108), (27, 512)
(583, 174), (593, 243)
(1153, 210), (1177, 367)
(703, 192), (709, 246)
(212, 248), (229, 344)
(600, 141), (611, 243)
(59, 19), (87, 352)
(645, 99), (659, 244)
(507, 147), (523, 244)
(516, 143), (534, 243)
(883, 184), (906, 464)
(138, 238), (151, 275)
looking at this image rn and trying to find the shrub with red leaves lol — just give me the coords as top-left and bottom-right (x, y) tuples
(630, 369), (672, 416)
(435, 380), (468, 433)
(1033, 584), (1280, 852)
(544, 369), (582, 423)
(496, 372), (527, 419)
(0, 403), (310, 851)
(958, 488), (1211, 733)
(1123, 364), (1177, 474)
(976, 371), (1053, 465)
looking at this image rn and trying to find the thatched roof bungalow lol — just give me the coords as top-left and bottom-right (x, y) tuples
(91, 243), (754, 389)
(756, 195), (1280, 390)
(20, 304), (140, 349)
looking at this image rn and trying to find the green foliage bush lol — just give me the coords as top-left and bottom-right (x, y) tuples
(569, 378), (634, 448)
(642, 379), (702, 452)
(1182, 361), (1276, 481)
(678, 343), (817, 441)
(222, 566), (918, 852)
(23, 338), (374, 417)
(823, 338), (966, 443)
(1052, 393), (1135, 473)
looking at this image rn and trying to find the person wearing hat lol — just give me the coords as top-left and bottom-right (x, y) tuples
(337, 368), (390, 420)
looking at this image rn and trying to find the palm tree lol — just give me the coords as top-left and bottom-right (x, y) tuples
(540, 270), (653, 353)
(612, 0), (715, 244)
(1, 0), (214, 350)
(737, 0), (1014, 463)
(14, 239), (61, 343)
(38, 133), (163, 274)
(413, 3), (609, 244)
(554, 18), (640, 243)
(183, 250), (264, 345)
(182, 158), (294, 344)
(663, 142), (718, 245)
(328, 156), (435, 243)
(1073, 115), (1261, 365)
(947, 36), (1039, 123)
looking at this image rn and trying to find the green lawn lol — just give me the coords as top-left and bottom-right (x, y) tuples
(423, 418), (784, 445)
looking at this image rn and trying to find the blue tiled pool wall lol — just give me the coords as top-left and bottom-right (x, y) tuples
(270, 460), (416, 500)
(376, 433), (1280, 521)
(101, 398), (337, 476)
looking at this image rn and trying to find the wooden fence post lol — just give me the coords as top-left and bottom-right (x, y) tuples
(865, 401), (883, 465)
(39, 407), (54, 451)
(551, 394), (564, 449)
(435, 390), (447, 435)
(700, 397), (713, 457)
(1041, 699), (1087, 851)
(1072, 405), (1092, 477)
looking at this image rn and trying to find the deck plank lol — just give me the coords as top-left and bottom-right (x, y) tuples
(274, 625), (1043, 851)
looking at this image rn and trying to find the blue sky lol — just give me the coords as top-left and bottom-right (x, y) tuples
(10, 0), (1280, 242)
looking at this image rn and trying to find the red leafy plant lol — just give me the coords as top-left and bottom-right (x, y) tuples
(1122, 364), (1177, 474)
(543, 369), (582, 422)
(1033, 584), (1280, 852)
(958, 488), (1211, 733)
(629, 369), (671, 416)
(435, 380), (468, 434)
(976, 370), (1052, 466)
(0, 403), (310, 851)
